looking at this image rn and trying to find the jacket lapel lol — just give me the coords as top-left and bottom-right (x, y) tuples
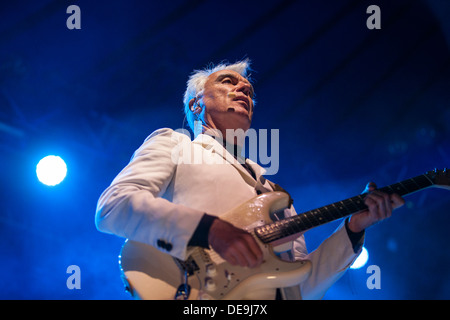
(192, 134), (274, 193)
(192, 134), (256, 183)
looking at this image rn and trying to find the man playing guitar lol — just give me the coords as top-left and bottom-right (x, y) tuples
(95, 59), (405, 300)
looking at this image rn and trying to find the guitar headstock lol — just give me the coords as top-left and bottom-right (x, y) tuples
(425, 168), (450, 190)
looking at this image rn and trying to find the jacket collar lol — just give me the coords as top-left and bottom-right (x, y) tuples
(192, 133), (267, 183)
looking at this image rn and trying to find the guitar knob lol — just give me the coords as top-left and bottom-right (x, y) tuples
(198, 291), (213, 300)
(204, 277), (216, 291)
(205, 263), (217, 276)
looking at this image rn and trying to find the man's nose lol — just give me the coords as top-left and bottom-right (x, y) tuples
(236, 81), (251, 96)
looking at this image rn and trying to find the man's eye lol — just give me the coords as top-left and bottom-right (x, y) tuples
(222, 79), (232, 84)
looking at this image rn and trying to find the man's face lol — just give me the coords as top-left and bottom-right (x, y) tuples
(197, 69), (254, 134)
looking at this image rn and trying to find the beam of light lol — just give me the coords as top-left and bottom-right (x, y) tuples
(36, 155), (67, 186)
(350, 246), (369, 269)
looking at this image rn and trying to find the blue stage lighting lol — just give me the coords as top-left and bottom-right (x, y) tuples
(36, 155), (67, 186)
(350, 246), (369, 269)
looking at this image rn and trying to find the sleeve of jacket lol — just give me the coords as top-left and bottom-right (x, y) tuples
(95, 128), (205, 260)
(282, 206), (364, 300)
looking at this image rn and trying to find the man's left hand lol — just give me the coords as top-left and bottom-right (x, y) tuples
(347, 182), (405, 233)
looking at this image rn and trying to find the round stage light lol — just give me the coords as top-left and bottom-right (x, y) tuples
(350, 247), (369, 269)
(36, 155), (67, 186)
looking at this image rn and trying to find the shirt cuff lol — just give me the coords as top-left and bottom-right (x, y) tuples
(345, 218), (365, 253)
(187, 213), (218, 248)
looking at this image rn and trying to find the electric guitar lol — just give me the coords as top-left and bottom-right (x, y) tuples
(119, 169), (450, 300)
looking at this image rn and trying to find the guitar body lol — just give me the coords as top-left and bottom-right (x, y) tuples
(119, 169), (450, 300)
(119, 192), (312, 300)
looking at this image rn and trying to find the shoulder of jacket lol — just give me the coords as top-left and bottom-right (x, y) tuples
(144, 128), (192, 143)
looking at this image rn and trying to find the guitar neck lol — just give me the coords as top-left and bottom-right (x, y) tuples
(255, 173), (435, 244)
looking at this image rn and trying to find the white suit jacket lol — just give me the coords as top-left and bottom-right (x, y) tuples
(95, 128), (362, 300)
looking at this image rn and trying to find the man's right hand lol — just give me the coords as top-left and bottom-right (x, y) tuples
(208, 218), (264, 268)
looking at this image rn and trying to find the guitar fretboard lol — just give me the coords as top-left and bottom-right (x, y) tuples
(255, 174), (434, 244)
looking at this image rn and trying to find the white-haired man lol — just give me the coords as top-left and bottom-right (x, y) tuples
(95, 59), (404, 300)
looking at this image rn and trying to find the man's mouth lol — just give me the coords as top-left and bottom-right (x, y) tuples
(233, 96), (250, 111)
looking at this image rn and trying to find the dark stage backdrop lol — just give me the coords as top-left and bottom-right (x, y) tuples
(0, 0), (449, 300)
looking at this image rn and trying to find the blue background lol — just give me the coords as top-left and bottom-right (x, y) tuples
(1, 0), (449, 299)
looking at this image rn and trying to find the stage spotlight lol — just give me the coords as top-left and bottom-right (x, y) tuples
(36, 155), (67, 186)
(350, 246), (369, 269)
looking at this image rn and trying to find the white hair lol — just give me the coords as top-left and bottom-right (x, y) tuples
(183, 59), (254, 133)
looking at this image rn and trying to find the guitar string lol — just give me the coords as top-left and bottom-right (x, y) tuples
(255, 174), (433, 243)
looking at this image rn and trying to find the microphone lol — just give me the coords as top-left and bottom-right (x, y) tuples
(227, 92), (237, 112)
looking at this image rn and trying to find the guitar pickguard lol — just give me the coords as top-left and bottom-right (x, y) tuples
(120, 192), (312, 300)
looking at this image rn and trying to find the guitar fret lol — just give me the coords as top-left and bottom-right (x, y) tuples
(339, 200), (353, 215)
(272, 220), (286, 238)
(280, 218), (299, 235)
(421, 173), (435, 185)
(311, 209), (328, 225)
(403, 179), (420, 193)
(322, 205), (337, 220)
(254, 171), (440, 245)
(290, 217), (303, 233)
(301, 212), (315, 228)
(330, 203), (346, 219)
(353, 195), (368, 212)
(413, 175), (434, 189)
(299, 213), (314, 229)
(405, 176), (431, 193)
(390, 182), (409, 195)
(307, 211), (321, 226)
(321, 205), (336, 220)
(382, 184), (398, 194)
(342, 199), (358, 213)
(318, 207), (333, 223)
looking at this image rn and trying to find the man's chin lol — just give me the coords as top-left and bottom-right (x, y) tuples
(227, 107), (252, 122)
(229, 115), (252, 131)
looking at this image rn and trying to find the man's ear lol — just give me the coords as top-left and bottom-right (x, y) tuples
(188, 98), (196, 112)
(189, 97), (203, 115)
